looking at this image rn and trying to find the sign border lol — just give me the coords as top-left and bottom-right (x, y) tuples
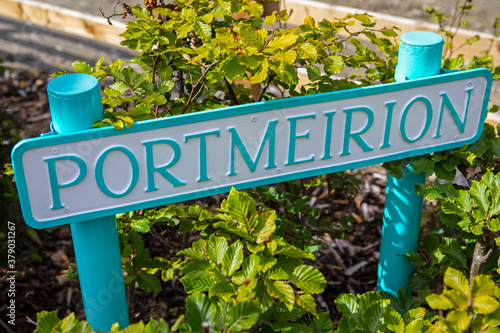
(12, 68), (493, 228)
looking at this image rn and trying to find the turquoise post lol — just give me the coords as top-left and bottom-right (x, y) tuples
(47, 74), (129, 330)
(377, 31), (444, 295)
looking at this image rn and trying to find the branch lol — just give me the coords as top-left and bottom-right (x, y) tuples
(151, 55), (161, 84)
(470, 236), (493, 288)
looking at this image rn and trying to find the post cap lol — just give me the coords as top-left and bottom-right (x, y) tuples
(47, 73), (99, 98)
(400, 31), (444, 48)
(47, 74), (104, 134)
(395, 31), (444, 81)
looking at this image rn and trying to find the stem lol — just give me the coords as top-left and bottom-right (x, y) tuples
(127, 281), (135, 321)
(224, 77), (240, 105)
(178, 69), (185, 95)
(152, 55), (161, 84)
(469, 236), (493, 288)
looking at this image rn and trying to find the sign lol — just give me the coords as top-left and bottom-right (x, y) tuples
(12, 68), (492, 228)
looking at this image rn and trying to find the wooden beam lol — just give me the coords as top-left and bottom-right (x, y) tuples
(0, 0), (126, 45)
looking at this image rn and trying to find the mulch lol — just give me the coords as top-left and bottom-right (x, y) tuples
(0, 67), (389, 332)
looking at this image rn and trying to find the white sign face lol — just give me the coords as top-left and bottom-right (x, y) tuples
(12, 69), (492, 228)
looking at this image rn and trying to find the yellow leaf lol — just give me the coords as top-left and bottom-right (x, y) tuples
(304, 15), (315, 26)
(445, 310), (471, 331)
(267, 33), (299, 50)
(249, 59), (269, 84)
(474, 295), (500, 314)
(275, 50), (297, 65)
(444, 267), (470, 298)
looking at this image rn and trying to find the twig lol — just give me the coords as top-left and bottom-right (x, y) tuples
(181, 60), (219, 114)
(0, 319), (15, 333)
(258, 73), (276, 101)
(224, 77), (240, 105)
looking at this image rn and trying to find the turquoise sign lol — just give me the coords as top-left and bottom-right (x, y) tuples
(12, 68), (492, 229)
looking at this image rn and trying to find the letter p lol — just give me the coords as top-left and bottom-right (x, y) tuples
(45, 155), (87, 210)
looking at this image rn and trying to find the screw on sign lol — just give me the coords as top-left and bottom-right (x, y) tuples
(10, 31), (492, 330)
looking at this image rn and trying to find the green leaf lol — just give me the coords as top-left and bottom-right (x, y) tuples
(130, 230), (144, 253)
(359, 300), (389, 332)
(185, 293), (223, 333)
(207, 236), (228, 265)
(335, 293), (360, 320)
(37, 311), (61, 333)
(227, 188), (257, 229)
(130, 218), (150, 233)
(177, 23), (194, 39)
(381, 28), (399, 37)
(306, 65), (322, 81)
(441, 241), (468, 269)
(209, 281), (237, 301)
(336, 314), (357, 333)
(182, 260), (214, 279)
(469, 180), (490, 213)
(322, 55), (344, 75)
(144, 318), (170, 333)
(250, 59), (269, 84)
(403, 307), (426, 324)
(194, 22), (211, 41)
(132, 6), (153, 19)
(266, 280), (295, 311)
(353, 13), (372, 25)
(275, 63), (298, 85)
(137, 272), (162, 292)
(274, 240), (315, 260)
(444, 267), (470, 298)
(72, 60), (92, 74)
(311, 312), (334, 332)
(180, 276), (216, 293)
(223, 57), (246, 82)
(298, 43), (318, 63)
(457, 190), (473, 212)
(384, 307), (405, 333)
(226, 301), (260, 331)
(267, 256), (302, 280)
(221, 240), (244, 276)
(240, 24), (265, 49)
(412, 158), (434, 175)
(177, 239), (207, 260)
(296, 293), (318, 315)
(289, 265), (326, 294)
(255, 211), (277, 244)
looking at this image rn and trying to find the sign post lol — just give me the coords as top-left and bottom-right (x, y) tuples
(46, 74), (129, 331)
(377, 31), (445, 295)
